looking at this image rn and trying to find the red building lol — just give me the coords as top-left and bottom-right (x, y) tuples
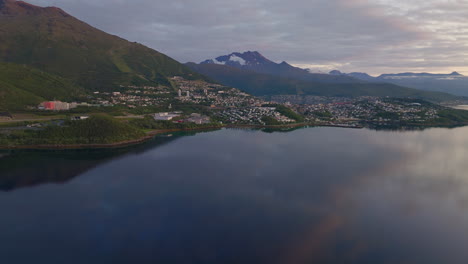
(44, 101), (55, 110)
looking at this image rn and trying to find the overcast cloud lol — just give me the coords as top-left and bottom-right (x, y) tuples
(27, 0), (468, 75)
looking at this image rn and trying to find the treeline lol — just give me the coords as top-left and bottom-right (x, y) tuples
(0, 115), (144, 145)
(433, 109), (468, 124)
(261, 116), (281, 125)
(262, 104), (305, 122)
(130, 116), (221, 130)
(0, 114), (227, 147)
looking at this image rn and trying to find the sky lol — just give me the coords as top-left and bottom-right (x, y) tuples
(27, 0), (468, 75)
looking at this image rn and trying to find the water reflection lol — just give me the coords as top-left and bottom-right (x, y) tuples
(0, 133), (185, 191)
(1, 127), (468, 264)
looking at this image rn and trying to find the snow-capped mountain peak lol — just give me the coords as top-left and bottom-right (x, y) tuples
(227, 54), (246, 65)
(207, 54), (247, 66)
(201, 51), (271, 67)
(210, 58), (225, 65)
(196, 51), (364, 84)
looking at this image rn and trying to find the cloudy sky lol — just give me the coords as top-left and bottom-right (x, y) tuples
(27, 0), (468, 75)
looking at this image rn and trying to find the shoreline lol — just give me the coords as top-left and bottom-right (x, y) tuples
(0, 123), (314, 150)
(0, 121), (465, 150)
(0, 126), (224, 150)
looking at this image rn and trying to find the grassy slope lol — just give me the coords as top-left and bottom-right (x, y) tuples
(0, 1), (206, 92)
(0, 62), (84, 110)
(186, 63), (461, 102)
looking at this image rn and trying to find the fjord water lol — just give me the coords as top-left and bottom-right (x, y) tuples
(1, 127), (468, 264)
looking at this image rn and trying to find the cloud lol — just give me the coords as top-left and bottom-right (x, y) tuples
(25, 0), (468, 74)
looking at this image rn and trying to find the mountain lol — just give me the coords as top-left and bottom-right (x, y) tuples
(330, 70), (376, 82)
(201, 51), (360, 83)
(186, 63), (460, 102)
(379, 72), (463, 78)
(202, 51), (271, 67)
(333, 70), (468, 97)
(197, 52), (467, 101)
(0, 0), (205, 105)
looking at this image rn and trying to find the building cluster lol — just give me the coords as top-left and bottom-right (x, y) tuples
(172, 76), (224, 92)
(171, 77), (299, 125)
(89, 85), (174, 108)
(293, 98), (439, 123)
(186, 113), (211, 124)
(38, 101), (91, 111)
(153, 112), (211, 124)
(108, 92), (169, 108)
(122, 85), (172, 96)
(171, 77), (264, 108)
(154, 112), (182, 121)
(263, 95), (357, 105)
(212, 90), (264, 108)
(32, 76), (444, 128)
(217, 107), (295, 124)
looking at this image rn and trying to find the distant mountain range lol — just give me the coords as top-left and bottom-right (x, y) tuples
(330, 70), (468, 96)
(0, 0), (206, 109)
(379, 72), (463, 78)
(201, 51), (360, 83)
(188, 52), (461, 102)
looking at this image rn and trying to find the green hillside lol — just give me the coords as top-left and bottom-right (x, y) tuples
(0, 0), (205, 92)
(0, 115), (145, 145)
(0, 62), (84, 110)
(186, 63), (461, 102)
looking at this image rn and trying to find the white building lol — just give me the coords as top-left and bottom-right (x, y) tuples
(187, 113), (211, 124)
(54, 101), (70, 110)
(154, 112), (180, 121)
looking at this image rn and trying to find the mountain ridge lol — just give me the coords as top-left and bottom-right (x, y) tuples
(331, 70), (465, 79)
(0, 0), (205, 92)
(331, 70), (468, 96)
(186, 62), (461, 102)
(379, 72), (464, 78)
(0, 0), (70, 17)
(200, 51), (361, 83)
(0, 0), (210, 109)
(189, 52), (464, 101)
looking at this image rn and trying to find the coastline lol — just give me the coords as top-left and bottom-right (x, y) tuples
(1, 121), (466, 150)
(0, 123), (313, 150)
(0, 126), (222, 150)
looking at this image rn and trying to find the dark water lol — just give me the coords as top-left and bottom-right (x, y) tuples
(1, 127), (468, 264)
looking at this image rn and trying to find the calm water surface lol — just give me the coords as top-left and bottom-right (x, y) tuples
(1, 127), (468, 264)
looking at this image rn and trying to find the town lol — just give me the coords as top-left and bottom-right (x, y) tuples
(290, 97), (440, 124)
(32, 76), (448, 127)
